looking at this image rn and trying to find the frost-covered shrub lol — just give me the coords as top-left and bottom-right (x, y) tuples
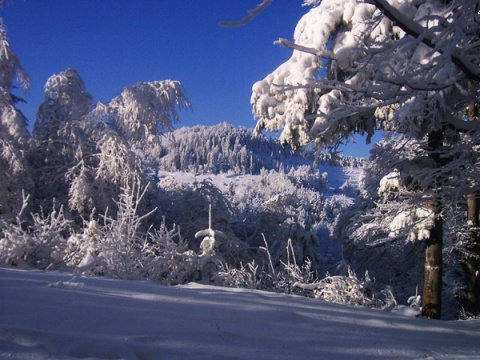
(141, 220), (198, 284)
(0, 195), (71, 269)
(227, 168), (324, 268)
(407, 287), (422, 312)
(68, 179), (188, 282)
(87, 180), (154, 279)
(211, 235), (395, 310)
(294, 268), (396, 309)
(157, 178), (235, 251)
(212, 262), (255, 288)
(315, 269), (395, 309)
(65, 179), (202, 284)
(287, 165), (328, 192)
(64, 217), (102, 274)
(218, 236), (322, 296)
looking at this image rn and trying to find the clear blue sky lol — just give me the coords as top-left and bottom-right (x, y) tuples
(1, 0), (378, 157)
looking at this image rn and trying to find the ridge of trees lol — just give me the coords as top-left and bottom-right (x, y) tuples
(155, 122), (365, 175)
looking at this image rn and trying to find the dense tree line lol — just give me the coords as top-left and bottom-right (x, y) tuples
(155, 122), (364, 175)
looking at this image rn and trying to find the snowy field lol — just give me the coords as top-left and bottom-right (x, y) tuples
(1, 268), (479, 360)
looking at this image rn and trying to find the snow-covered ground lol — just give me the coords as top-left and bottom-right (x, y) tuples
(1, 267), (479, 360)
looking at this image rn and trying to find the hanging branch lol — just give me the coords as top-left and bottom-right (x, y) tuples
(195, 204), (226, 255)
(220, 0), (272, 27)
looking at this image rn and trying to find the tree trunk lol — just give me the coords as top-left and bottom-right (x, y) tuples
(463, 83), (480, 316)
(464, 192), (480, 316)
(422, 202), (443, 319)
(422, 130), (444, 319)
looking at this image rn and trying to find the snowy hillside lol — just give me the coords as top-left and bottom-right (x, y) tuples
(148, 123), (364, 278)
(1, 267), (479, 360)
(153, 123), (365, 175)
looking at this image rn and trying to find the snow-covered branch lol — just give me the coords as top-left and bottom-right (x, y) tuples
(220, 0), (272, 27)
(274, 38), (337, 60)
(371, 0), (480, 82)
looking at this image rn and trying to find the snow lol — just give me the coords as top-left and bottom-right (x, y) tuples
(378, 171), (401, 197)
(1, 267), (480, 360)
(157, 162), (362, 197)
(389, 208), (435, 242)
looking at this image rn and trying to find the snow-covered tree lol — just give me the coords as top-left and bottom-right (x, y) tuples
(252, 0), (479, 150)
(32, 68), (94, 211)
(337, 132), (479, 317)
(250, 0), (480, 318)
(32, 68), (191, 221)
(34, 68), (93, 141)
(104, 80), (191, 143)
(100, 80), (191, 173)
(0, 15), (33, 220)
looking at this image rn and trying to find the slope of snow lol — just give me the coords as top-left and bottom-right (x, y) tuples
(157, 161), (362, 195)
(1, 267), (479, 360)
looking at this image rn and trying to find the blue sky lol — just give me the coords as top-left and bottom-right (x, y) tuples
(1, 0), (377, 157)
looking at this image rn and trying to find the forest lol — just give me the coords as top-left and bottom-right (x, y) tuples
(0, 0), (479, 323)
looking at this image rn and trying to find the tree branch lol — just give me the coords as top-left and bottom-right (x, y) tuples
(220, 0), (272, 27)
(274, 38), (337, 60)
(372, 0), (480, 82)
